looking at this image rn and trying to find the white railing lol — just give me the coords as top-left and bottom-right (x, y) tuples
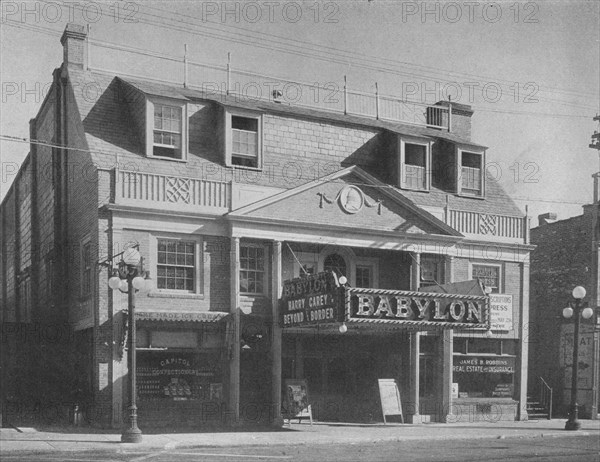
(116, 169), (230, 211)
(447, 210), (525, 239)
(88, 40), (450, 130)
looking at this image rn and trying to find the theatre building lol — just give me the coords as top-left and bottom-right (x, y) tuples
(0, 24), (533, 427)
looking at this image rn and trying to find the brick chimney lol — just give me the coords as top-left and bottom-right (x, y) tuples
(538, 212), (557, 226)
(60, 23), (87, 69)
(593, 172), (600, 204)
(427, 101), (474, 141)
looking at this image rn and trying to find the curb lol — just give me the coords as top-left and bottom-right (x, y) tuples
(168, 430), (598, 451)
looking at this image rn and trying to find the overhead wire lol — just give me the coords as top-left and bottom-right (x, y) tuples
(127, 1), (599, 101)
(33, 0), (600, 110)
(4, 18), (597, 116)
(0, 134), (590, 206)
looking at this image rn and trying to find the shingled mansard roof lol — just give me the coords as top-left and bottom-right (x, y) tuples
(61, 66), (524, 218)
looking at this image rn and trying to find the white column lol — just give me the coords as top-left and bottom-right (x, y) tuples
(441, 256), (454, 422)
(409, 252), (420, 422)
(517, 258), (530, 421)
(271, 240), (283, 426)
(229, 237), (240, 425)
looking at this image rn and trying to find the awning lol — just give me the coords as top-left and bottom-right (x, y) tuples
(135, 311), (230, 323)
(420, 279), (487, 297)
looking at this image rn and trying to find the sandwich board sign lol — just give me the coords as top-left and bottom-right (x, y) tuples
(377, 378), (404, 424)
(282, 379), (313, 425)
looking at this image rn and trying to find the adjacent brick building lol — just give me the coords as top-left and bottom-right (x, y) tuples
(529, 177), (600, 419)
(1, 24), (534, 428)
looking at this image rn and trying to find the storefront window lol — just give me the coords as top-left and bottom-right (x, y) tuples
(453, 339), (516, 399)
(136, 351), (222, 401)
(467, 338), (501, 355)
(453, 355), (515, 398)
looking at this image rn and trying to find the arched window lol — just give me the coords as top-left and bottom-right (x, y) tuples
(324, 253), (347, 278)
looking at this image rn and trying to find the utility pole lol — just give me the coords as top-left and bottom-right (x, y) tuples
(589, 114), (600, 421)
(591, 114), (600, 152)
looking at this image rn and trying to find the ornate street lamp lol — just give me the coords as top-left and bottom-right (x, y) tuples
(562, 286), (594, 430)
(106, 246), (153, 443)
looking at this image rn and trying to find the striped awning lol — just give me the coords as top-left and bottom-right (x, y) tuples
(135, 311), (230, 323)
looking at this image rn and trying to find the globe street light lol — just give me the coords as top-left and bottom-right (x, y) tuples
(562, 286), (593, 431)
(106, 246), (152, 443)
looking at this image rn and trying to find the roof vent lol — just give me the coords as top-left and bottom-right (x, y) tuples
(538, 212), (557, 226)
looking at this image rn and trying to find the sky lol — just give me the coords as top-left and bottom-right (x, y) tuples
(1, 0), (599, 223)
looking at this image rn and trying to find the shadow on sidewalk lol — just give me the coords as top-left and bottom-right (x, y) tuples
(3, 422), (303, 435)
(1, 437), (123, 444)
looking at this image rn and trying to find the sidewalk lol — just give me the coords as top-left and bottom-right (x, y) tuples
(1, 419), (599, 453)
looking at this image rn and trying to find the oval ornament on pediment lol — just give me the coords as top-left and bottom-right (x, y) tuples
(339, 185), (364, 214)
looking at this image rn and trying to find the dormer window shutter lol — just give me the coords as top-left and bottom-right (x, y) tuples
(399, 137), (431, 191)
(457, 148), (485, 197)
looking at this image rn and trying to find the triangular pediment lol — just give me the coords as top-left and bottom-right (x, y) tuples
(229, 167), (461, 237)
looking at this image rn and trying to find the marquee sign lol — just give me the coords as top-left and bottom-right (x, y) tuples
(280, 272), (344, 328)
(346, 288), (489, 329)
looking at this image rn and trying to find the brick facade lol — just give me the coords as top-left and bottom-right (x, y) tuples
(530, 206), (599, 418)
(1, 23), (533, 428)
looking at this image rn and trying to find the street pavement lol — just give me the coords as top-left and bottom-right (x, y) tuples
(1, 419), (599, 454)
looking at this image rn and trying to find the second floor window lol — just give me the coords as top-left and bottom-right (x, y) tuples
(232, 116), (259, 168)
(324, 253), (347, 279)
(472, 264), (501, 293)
(355, 265), (372, 288)
(420, 256), (442, 289)
(157, 239), (195, 291)
(240, 245), (266, 294)
(153, 104), (182, 159)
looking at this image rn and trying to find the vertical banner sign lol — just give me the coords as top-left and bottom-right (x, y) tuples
(489, 294), (513, 331)
(560, 324), (595, 390)
(280, 272), (343, 328)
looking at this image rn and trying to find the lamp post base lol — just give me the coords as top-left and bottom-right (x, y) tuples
(565, 419), (581, 431)
(121, 427), (143, 443)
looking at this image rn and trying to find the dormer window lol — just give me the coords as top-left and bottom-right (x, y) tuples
(146, 99), (187, 161)
(459, 150), (484, 196)
(154, 104), (182, 158)
(232, 116), (258, 167)
(225, 111), (262, 169)
(399, 138), (431, 191)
